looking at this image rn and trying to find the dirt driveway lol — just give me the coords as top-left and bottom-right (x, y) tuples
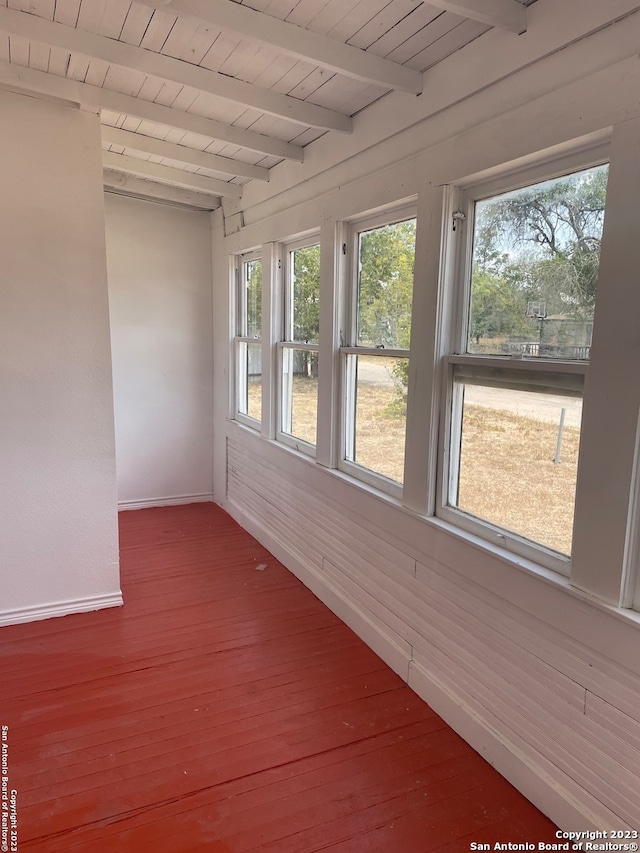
(358, 358), (582, 429)
(464, 385), (582, 428)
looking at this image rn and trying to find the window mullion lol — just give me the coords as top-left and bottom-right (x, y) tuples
(402, 184), (450, 515)
(571, 117), (640, 605)
(316, 220), (347, 469)
(280, 344), (293, 436)
(234, 252), (262, 425)
(261, 242), (281, 440)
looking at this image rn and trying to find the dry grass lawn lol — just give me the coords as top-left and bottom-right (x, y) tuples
(459, 404), (579, 555)
(251, 376), (579, 555)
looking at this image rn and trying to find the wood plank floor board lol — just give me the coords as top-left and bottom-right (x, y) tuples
(15, 667), (402, 764)
(25, 722), (459, 850)
(18, 675), (419, 800)
(1, 503), (559, 851)
(90, 748), (488, 853)
(26, 721), (444, 851)
(154, 738), (487, 844)
(3, 622), (369, 700)
(0, 610), (343, 679)
(11, 659), (395, 757)
(4, 623), (376, 704)
(20, 689), (440, 818)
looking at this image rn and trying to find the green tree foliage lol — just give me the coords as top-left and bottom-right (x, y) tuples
(353, 219), (416, 412)
(470, 165), (608, 351)
(357, 219), (416, 349)
(292, 245), (321, 343)
(470, 269), (530, 343)
(291, 244), (321, 377)
(246, 259), (262, 338)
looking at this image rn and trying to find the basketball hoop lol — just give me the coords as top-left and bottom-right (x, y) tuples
(525, 300), (546, 319)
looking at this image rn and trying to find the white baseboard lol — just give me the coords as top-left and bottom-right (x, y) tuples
(406, 659), (611, 831)
(118, 493), (214, 511)
(0, 591), (124, 627)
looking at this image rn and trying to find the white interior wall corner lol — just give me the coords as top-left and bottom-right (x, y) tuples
(0, 90), (120, 623)
(105, 193), (214, 507)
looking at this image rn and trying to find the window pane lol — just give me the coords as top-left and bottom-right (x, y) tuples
(345, 355), (408, 484)
(281, 347), (318, 446)
(290, 244), (320, 343)
(238, 341), (262, 421)
(468, 164), (608, 359)
(451, 379), (583, 555)
(244, 259), (262, 338)
(357, 219), (416, 349)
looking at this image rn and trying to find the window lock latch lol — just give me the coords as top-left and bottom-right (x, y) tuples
(452, 211), (466, 231)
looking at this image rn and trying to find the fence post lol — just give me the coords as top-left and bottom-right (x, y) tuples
(554, 407), (566, 464)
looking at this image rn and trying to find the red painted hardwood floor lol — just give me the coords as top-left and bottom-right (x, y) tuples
(1, 503), (559, 852)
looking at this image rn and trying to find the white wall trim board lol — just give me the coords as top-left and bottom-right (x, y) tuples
(118, 493), (214, 511)
(0, 593), (124, 627)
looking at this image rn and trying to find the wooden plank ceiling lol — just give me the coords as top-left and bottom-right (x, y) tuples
(0, 0), (535, 210)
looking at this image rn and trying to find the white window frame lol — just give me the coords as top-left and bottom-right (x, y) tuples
(234, 249), (263, 429)
(277, 235), (321, 457)
(338, 204), (416, 498)
(436, 150), (610, 575)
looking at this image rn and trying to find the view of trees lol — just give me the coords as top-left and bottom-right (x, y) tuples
(357, 219), (416, 349)
(291, 245), (321, 343)
(286, 225), (416, 390)
(254, 168), (607, 423)
(245, 259), (262, 338)
(356, 219), (416, 409)
(469, 164), (608, 356)
(289, 244), (321, 379)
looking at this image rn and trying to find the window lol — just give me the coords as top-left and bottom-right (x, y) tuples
(235, 252), (262, 425)
(340, 208), (416, 493)
(278, 239), (320, 452)
(439, 162), (609, 571)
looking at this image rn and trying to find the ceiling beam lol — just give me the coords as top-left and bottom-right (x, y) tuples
(102, 151), (243, 198)
(0, 60), (303, 161)
(102, 126), (269, 181)
(0, 6), (352, 131)
(104, 171), (222, 209)
(425, 0), (527, 34)
(155, 0), (423, 95)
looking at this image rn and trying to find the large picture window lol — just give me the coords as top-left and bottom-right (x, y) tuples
(340, 208), (416, 493)
(440, 162), (609, 571)
(235, 252), (263, 425)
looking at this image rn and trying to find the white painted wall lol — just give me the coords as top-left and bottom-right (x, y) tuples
(0, 90), (121, 626)
(212, 7), (640, 834)
(105, 193), (213, 508)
